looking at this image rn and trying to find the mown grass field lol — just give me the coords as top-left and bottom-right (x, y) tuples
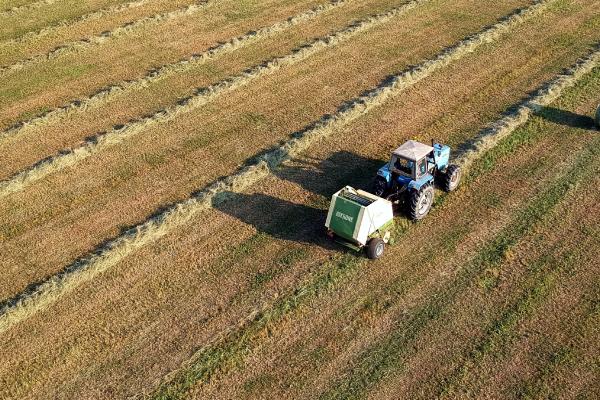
(0, 0), (598, 398)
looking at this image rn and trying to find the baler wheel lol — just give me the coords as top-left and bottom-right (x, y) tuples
(367, 238), (385, 259)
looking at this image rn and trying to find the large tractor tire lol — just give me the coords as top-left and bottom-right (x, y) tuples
(372, 177), (388, 197)
(442, 164), (462, 192)
(408, 184), (434, 220)
(367, 238), (385, 259)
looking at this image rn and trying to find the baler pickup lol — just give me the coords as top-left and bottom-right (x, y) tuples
(325, 186), (394, 259)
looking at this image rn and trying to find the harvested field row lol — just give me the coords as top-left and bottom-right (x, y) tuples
(0, 0), (137, 41)
(454, 44), (600, 171)
(0, 0), (331, 129)
(0, 0), (360, 144)
(438, 232), (600, 398)
(0, 0), (54, 17)
(148, 55), (600, 400)
(1, 0), (461, 298)
(0, 0), (151, 44)
(421, 184), (600, 399)
(2, 1), (598, 395)
(0, 0), (428, 197)
(0, 0), (210, 77)
(510, 289), (600, 399)
(0, 0), (549, 334)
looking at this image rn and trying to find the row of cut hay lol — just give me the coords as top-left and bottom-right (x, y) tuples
(0, 0), (428, 198)
(2, 0), (153, 44)
(0, 0), (210, 77)
(149, 45), (600, 400)
(454, 45), (600, 171)
(0, 0), (55, 17)
(0, 0), (356, 142)
(0, 0), (556, 336)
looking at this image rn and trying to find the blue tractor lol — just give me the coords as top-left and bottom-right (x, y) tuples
(372, 140), (461, 220)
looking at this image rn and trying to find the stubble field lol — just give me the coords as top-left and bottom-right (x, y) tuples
(0, 0), (598, 398)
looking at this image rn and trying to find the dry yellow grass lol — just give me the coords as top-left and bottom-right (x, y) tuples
(0, 0), (435, 198)
(0, 0), (357, 145)
(0, 0), (137, 41)
(0, 0), (327, 127)
(0, 0), (56, 18)
(1, 0), (599, 398)
(0, 0), (212, 77)
(0, 0), (535, 324)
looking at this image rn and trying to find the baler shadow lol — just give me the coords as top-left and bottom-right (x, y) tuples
(214, 151), (386, 248)
(214, 191), (337, 249)
(535, 106), (596, 130)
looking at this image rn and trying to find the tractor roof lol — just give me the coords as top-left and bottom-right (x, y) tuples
(392, 140), (434, 161)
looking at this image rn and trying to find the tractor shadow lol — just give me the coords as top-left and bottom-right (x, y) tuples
(273, 150), (385, 198)
(535, 106), (596, 130)
(214, 151), (386, 248)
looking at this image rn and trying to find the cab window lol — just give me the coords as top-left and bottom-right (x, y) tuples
(417, 158), (427, 177)
(392, 156), (413, 176)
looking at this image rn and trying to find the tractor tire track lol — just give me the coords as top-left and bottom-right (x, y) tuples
(0, 0), (55, 18)
(0, 0), (210, 77)
(0, 0), (356, 143)
(0, 0), (424, 197)
(0, 0), (557, 337)
(2, 0), (153, 44)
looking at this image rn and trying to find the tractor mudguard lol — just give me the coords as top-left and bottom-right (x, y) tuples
(408, 174), (434, 191)
(433, 143), (450, 171)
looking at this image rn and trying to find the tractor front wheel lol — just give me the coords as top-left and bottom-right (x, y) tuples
(367, 238), (385, 260)
(372, 177), (388, 197)
(409, 184), (434, 220)
(442, 164), (461, 192)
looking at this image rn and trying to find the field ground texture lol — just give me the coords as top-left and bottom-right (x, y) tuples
(0, 0), (598, 398)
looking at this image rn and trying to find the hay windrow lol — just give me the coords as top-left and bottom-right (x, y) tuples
(0, 0), (211, 77)
(0, 0), (427, 198)
(454, 45), (600, 171)
(0, 0), (559, 336)
(1, 0), (153, 44)
(0, 0), (55, 18)
(0, 0), (356, 143)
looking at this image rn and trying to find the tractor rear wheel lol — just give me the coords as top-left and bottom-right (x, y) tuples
(372, 177), (388, 197)
(409, 184), (434, 220)
(442, 164), (461, 192)
(367, 238), (385, 259)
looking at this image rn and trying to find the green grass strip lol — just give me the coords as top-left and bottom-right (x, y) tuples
(149, 254), (364, 399)
(516, 288), (600, 399)
(319, 133), (600, 400)
(437, 242), (597, 398)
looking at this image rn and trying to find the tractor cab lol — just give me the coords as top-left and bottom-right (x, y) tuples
(389, 140), (436, 183)
(373, 139), (460, 220)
